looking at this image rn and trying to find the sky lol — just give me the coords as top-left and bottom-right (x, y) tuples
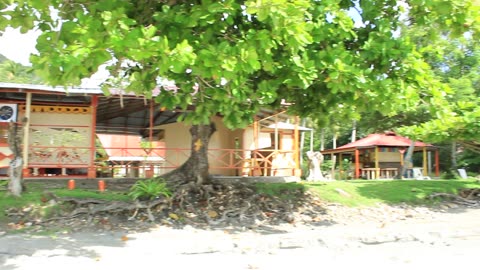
(0, 27), (40, 66)
(0, 6), (365, 87)
(0, 27), (106, 87)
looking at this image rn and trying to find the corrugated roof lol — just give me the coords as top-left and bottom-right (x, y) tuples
(263, 122), (312, 131)
(0, 82), (103, 94)
(0, 82), (149, 96)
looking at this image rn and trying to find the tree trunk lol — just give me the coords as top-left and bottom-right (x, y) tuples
(7, 120), (25, 197)
(399, 140), (415, 179)
(451, 141), (458, 170)
(332, 132), (337, 149)
(320, 128), (325, 151)
(330, 155), (336, 180)
(162, 123), (216, 186)
(351, 120), (357, 143)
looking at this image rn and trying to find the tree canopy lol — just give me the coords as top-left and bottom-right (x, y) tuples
(398, 25), (480, 154)
(0, 54), (42, 83)
(1, 0), (478, 129)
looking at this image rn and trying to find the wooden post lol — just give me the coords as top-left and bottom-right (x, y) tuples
(374, 146), (379, 179)
(399, 148), (405, 179)
(427, 151), (432, 175)
(274, 114), (279, 151)
(423, 147), (427, 176)
(87, 95), (98, 178)
(435, 149), (440, 177)
(22, 92), (32, 177)
(354, 149), (360, 179)
(339, 153), (343, 179)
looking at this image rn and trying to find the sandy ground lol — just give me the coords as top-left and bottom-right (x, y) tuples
(1, 207), (480, 270)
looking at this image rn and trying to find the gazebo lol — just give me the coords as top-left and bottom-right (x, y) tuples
(321, 131), (439, 179)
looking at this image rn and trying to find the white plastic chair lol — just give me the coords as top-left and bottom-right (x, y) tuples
(457, 169), (468, 179)
(412, 168), (431, 180)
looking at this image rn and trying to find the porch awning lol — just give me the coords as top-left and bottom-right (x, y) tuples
(263, 122), (312, 131)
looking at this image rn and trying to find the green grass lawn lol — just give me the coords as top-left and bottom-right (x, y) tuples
(0, 182), (130, 222)
(305, 179), (480, 207)
(1, 179), (479, 222)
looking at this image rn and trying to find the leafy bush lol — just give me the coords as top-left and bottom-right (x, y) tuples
(440, 170), (456, 180)
(128, 178), (172, 201)
(321, 160), (334, 172)
(321, 159), (351, 172)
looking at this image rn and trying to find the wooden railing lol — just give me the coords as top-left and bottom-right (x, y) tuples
(24, 146), (298, 178)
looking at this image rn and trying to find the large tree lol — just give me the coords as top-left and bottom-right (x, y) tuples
(1, 0), (477, 185)
(0, 55), (43, 83)
(399, 24), (480, 153)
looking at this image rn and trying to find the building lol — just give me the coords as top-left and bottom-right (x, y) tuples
(321, 131), (439, 179)
(0, 83), (311, 179)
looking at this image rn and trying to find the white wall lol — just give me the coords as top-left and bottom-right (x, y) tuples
(22, 108), (92, 166)
(243, 126), (272, 152)
(163, 116), (241, 175)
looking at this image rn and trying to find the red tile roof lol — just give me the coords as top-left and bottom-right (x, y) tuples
(337, 132), (433, 149)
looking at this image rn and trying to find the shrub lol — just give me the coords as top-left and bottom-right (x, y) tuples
(128, 178), (172, 201)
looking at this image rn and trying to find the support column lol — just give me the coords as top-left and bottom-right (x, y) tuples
(427, 151), (432, 175)
(87, 95), (98, 178)
(274, 114), (279, 151)
(423, 147), (428, 176)
(399, 149), (405, 179)
(354, 149), (360, 179)
(339, 153), (343, 179)
(374, 146), (379, 179)
(22, 92), (32, 177)
(435, 149), (440, 177)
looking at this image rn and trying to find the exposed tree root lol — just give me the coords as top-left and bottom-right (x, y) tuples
(428, 188), (480, 207)
(163, 180), (314, 227)
(39, 193), (168, 222)
(4, 180), (325, 231)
